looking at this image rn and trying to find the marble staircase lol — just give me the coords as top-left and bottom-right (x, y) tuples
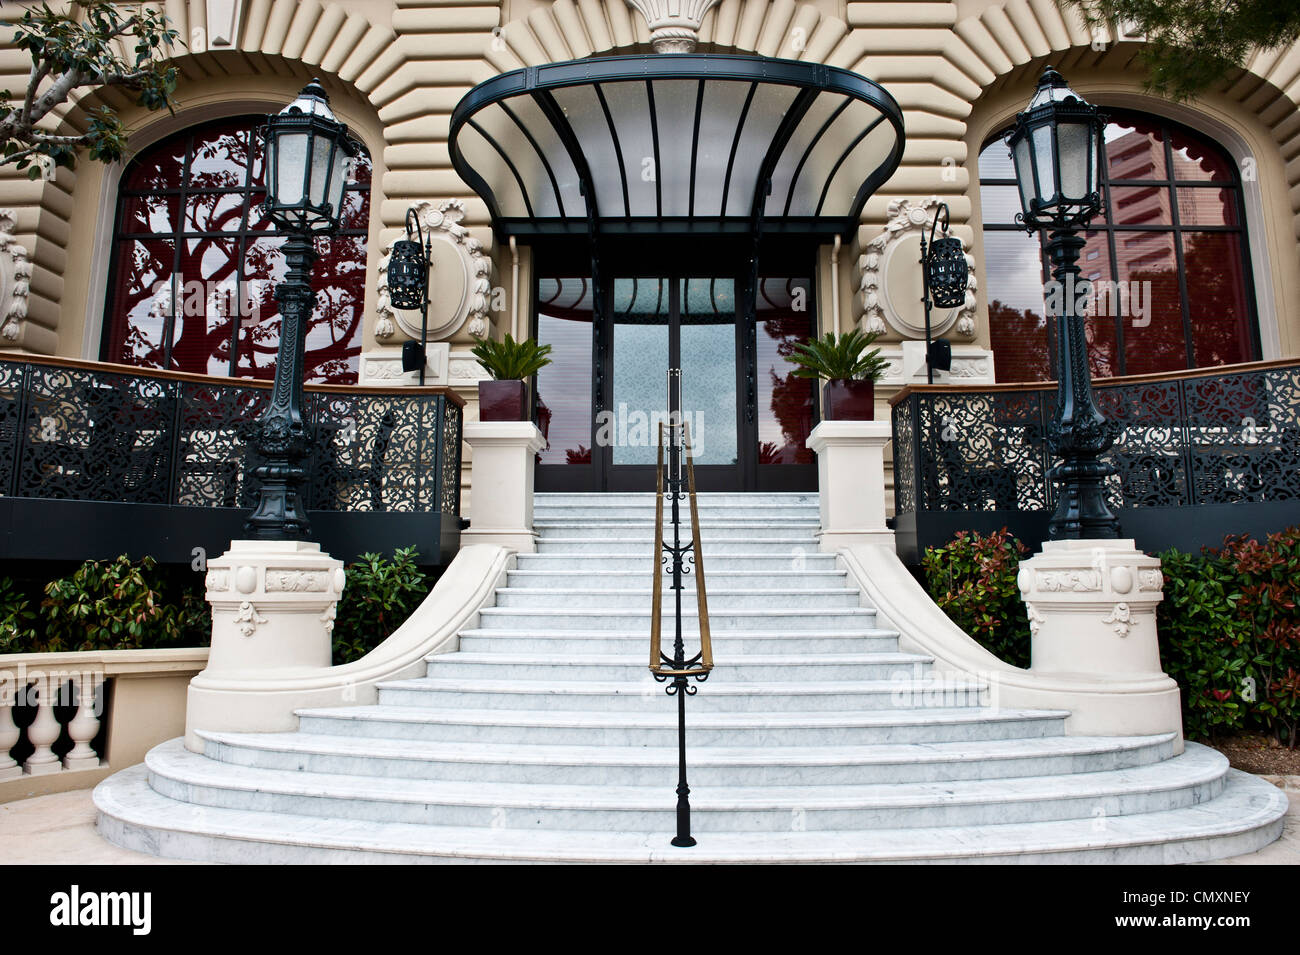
(93, 492), (1288, 863)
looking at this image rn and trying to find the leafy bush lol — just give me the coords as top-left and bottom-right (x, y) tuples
(921, 528), (1031, 668)
(24, 556), (209, 652)
(1156, 547), (1249, 740)
(333, 546), (433, 665)
(0, 577), (40, 652)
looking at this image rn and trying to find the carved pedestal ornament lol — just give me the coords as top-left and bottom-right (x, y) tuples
(375, 199), (494, 344)
(0, 209), (33, 344)
(858, 197), (976, 339)
(1016, 539), (1166, 677)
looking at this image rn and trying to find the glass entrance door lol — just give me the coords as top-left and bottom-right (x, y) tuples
(604, 275), (741, 491)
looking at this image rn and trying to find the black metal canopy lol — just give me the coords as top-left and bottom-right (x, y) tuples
(448, 54), (905, 239)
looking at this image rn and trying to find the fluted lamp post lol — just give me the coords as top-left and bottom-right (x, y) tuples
(1007, 67), (1121, 540)
(244, 80), (360, 540)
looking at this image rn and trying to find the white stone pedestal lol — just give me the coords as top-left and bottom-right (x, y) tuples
(807, 420), (894, 552)
(202, 540), (346, 673)
(462, 421), (546, 552)
(1018, 538), (1166, 677)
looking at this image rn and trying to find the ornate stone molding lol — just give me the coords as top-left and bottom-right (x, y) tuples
(0, 209), (32, 344)
(234, 601), (267, 637)
(375, 200), (494, 344)
(625, 0), (722, 53)
(857, 197), (976, 339)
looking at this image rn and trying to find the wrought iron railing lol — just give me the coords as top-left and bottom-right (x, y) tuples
(890, 359), (1300, 562)
(0, 355), (463, 513)
(0, 355), (464, 563)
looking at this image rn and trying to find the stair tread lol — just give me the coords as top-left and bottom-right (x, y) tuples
(295, 703), (1066, 728)
(427, 652), (931, 665)
(198, 728), (1177, 767)
(379, 677), (984, 695)
(147, 740), (1227, 808)
(96, 761), (1287, 863)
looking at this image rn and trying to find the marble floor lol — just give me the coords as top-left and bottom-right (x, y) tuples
(2, 778), (1296, 865)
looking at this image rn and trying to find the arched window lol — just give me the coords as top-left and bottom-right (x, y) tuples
(102, 115), (371, 384)
(979, 110), (1258, 383)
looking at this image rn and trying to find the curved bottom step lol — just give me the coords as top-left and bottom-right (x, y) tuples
(94, 750), (1288, 865)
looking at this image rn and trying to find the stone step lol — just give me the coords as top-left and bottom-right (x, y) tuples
(504, 570), (851, 590)
(535, 492), (819, 509)
(473, 606), (878, 632)
(196, 730), (1180, 788)
(535, 538), (818, 556)
(294, 704), (1070, 747)
(490, 587), (864, 610)
(423, 652), (934, 683)
(374, 678), (988, 713)
(534, 522), (821, 540)
(453, 629), (903, 655)
(96, 760), (1288, 864)
(511, 553), (838, 573)
(140, 740), (1228, 832)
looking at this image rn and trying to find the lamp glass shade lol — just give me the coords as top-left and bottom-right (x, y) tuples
(1007, 67), (1104, 230)
(261, 80), (358, 234)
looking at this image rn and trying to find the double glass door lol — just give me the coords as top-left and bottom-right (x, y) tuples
(532, 243), (819, 493)
(604, 275), (741, 491)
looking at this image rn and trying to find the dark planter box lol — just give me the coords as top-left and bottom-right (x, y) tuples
(478, 379), (529, 421)
(824, 379), (876, 420)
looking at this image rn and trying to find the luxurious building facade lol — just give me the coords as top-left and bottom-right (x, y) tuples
(0, 0), (1295, 516)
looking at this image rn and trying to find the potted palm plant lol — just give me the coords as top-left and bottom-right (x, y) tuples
(469, 334), (553, 421)
(788, 328), (888, 420)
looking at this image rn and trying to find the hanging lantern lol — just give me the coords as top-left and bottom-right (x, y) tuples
(926, 235), (968, 309)
(387, 239), (429, 310)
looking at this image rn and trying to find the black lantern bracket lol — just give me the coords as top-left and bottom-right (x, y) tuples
(389, 206), (435, 385)
(918, 202), (968, 384)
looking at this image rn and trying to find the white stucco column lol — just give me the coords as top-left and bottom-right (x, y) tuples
(462, 421), (546, 553)
(1016, 538), (1182, 738)
(807, 420), (894, 552)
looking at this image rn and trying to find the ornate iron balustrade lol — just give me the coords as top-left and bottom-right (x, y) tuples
(890, 359), (1300, 563)
(0, 355), (463, 564)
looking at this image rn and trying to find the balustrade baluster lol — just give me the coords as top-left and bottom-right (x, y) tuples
(0, 688), (21, 781)
(64, 673), (102, 771)
(24, 675), (63, 775)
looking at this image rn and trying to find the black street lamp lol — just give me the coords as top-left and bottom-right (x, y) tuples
(388, 207), (434, 385)
(1007, 66), (1121, 540)
(244, 80), (360, 540)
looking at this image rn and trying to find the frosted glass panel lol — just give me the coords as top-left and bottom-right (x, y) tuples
(611, 278), (669, 466)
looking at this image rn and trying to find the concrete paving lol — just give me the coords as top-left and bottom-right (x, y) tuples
(1, 776), (1296, 865)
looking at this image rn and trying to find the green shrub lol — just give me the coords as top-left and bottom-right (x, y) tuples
(921, 528), (1031, 668)
(333, 546), (433, 665)
(0, 577), (41, 653)
(38, 555), (209, 652)
(1155, 547), (1249, 740)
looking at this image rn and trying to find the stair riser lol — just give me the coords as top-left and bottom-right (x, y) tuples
(536, 540), (818, 556)
(202, 739), (1177, 788)
(473, 610), (877, 632)
(147, 770), (1224, 832)
(374, 686), (990, 713)
(533, 504), (820, 516)
(294, 714), (1067, 748)
(505, 573), (851, 590)
(511, 556), (840, 573)
(490, 591), (863, 610)
(454, 635), (902, 654)
(421, 660), (933, 682)
(535, 524), (820, 540)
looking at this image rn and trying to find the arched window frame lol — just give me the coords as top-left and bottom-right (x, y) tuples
(978, 107), (1261, 381)
(98, 114), (372, 384)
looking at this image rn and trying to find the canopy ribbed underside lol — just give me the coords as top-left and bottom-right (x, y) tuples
(449, 54), (905, 238)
